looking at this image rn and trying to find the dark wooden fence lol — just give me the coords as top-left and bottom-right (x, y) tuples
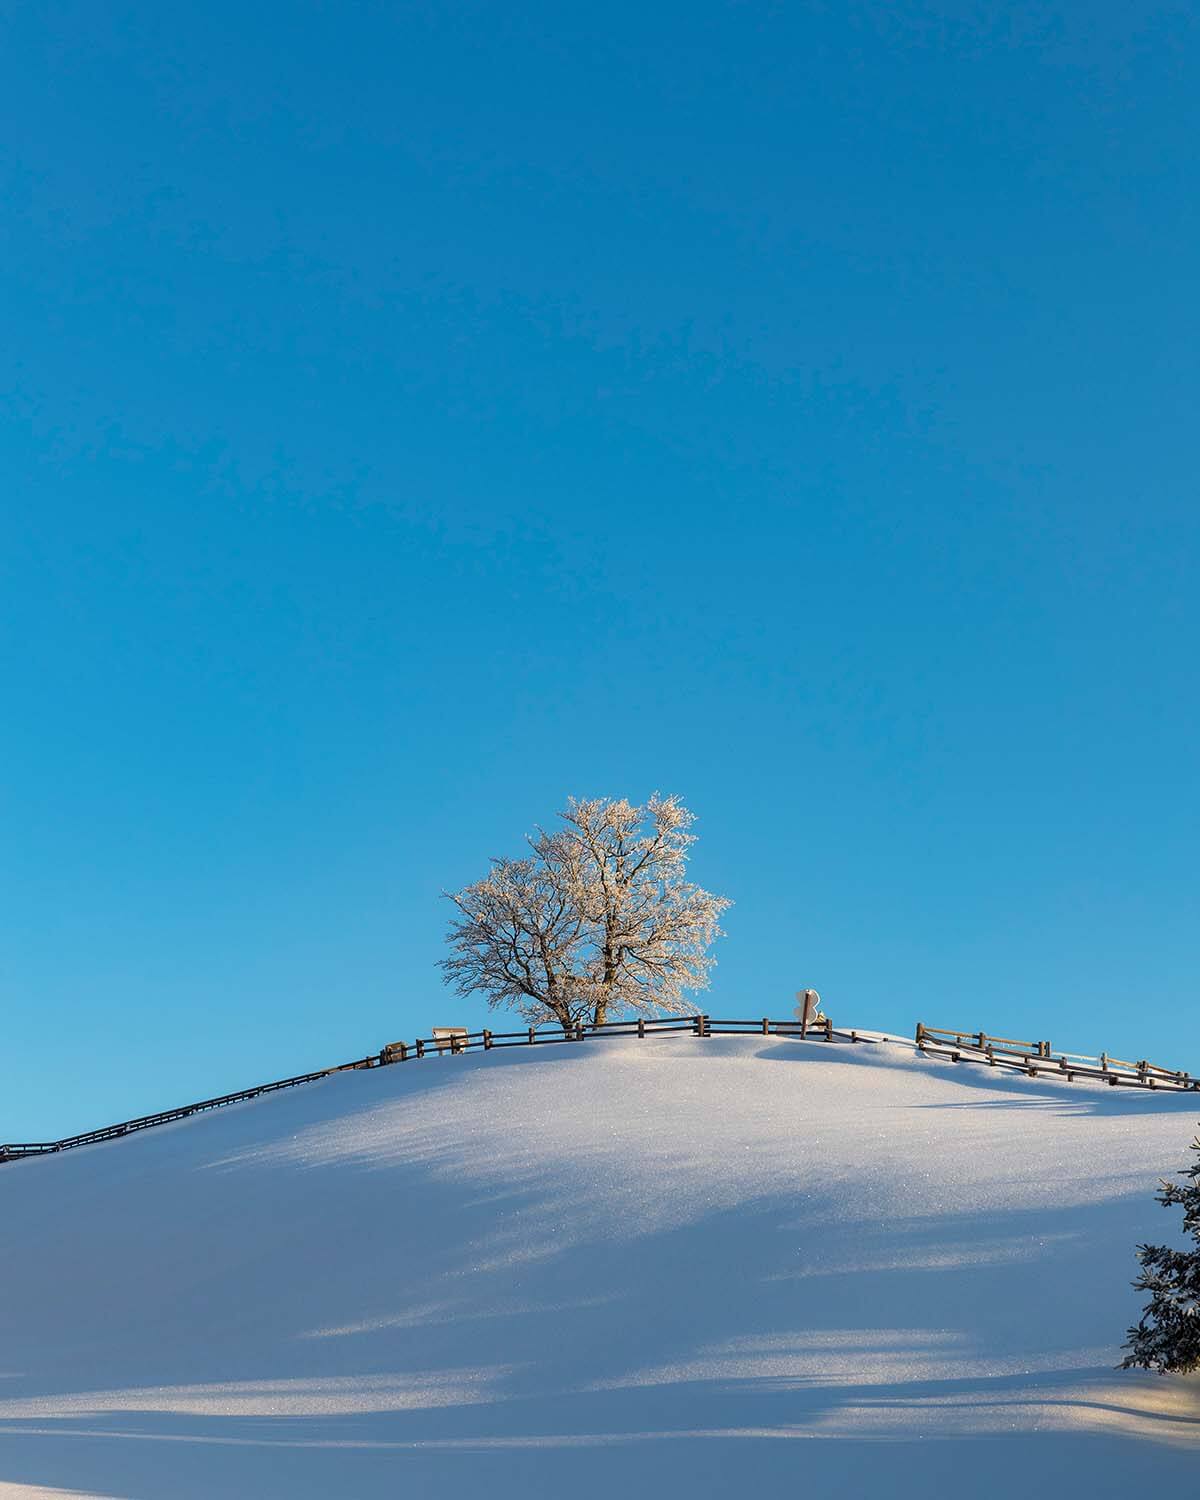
(0, 1055), (381, 1164)
(382, 1011), (866, 1061)
(7, 1014), (1191, 1169)
(916, 1022), (1200, 1092)
(0, 1013), (868, 1166)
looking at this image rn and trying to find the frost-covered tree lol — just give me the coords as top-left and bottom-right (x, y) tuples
(441, 794), (730, 1031)
(1121, 1133), (1200, 1373)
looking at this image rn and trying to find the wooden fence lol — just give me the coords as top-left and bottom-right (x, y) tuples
(6, 1014), (1192, 1169)
(0, 1013), (867, 1166)
(916, 1022), (1200, 1092)
(380, 1011), (863, 1061)
(0, 1056), (382, 1164)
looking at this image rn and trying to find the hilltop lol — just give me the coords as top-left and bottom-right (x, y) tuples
(1, 1033), (1197, 1497)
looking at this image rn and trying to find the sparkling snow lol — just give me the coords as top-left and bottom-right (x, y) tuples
(1, 1034), (1197, 1496)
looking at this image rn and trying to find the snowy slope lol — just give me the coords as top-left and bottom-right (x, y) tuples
(1, 1034), (1197, 1498)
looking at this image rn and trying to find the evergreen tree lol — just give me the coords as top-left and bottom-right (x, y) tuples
(1121, 1133), (1200, 1373)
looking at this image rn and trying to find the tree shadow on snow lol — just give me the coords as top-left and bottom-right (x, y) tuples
(3, 1040), (1199, 1499)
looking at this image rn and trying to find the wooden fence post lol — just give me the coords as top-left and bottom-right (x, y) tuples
(416, 1038), (425, 1058)
(528, 1027), (535, 1045)
(825, 1015), (833, 1041)
(916, 1021), (926, 1045)
(483, 1030), (492, 1050)
(761, 1017), (769, 1035)
(637, 1017), (645, 1038)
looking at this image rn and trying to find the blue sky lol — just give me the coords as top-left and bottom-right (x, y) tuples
(3, 1), (1197, 1138)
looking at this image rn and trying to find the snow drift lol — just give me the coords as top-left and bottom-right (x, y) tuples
(1, 1033), (1197, 1497)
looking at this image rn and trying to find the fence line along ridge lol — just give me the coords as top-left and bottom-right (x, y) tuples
(0, 1013), (866, 1165)
(6, 1015), (1194, 1169)
(916, 1022), (1199, 1092)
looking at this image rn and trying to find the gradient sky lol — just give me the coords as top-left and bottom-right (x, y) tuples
(4, 1), (1198, 1139)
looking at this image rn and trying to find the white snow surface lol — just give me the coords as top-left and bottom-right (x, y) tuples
(2, 1033), (1198, 1497)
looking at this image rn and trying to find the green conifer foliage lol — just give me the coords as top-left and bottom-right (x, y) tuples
(1122, 1134), (1200, 1373)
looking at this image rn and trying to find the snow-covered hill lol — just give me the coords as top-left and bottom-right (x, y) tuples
(2, 1034), (1197, 1498)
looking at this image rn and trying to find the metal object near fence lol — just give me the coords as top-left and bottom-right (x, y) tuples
(794, 990), (825, 1038)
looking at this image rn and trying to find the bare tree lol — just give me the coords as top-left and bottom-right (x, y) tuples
(441, 795), (730, 1030)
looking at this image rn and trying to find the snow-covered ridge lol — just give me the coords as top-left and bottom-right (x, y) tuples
(0, 1015), (856, 1161)
(2, 1035), (1198, 1498)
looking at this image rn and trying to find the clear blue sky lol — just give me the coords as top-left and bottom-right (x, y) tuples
(3, 2), (1197, 1139)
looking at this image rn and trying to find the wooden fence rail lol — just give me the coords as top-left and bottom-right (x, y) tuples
(8, 1013), (1188, 1169)
(0, 1014), (868, 1165)
(915, 1022), (1200, 1092)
